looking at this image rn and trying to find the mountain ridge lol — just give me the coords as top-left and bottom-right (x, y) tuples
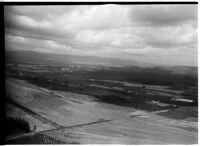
(5, 50), (140, 67)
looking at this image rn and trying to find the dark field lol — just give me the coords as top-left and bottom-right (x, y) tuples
(6, 62), (198, 114)
(5, 62), (198, 144)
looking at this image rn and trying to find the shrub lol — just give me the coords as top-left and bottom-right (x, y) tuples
(7, 117), (30, 133)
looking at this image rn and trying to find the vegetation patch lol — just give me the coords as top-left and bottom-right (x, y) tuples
(5, 133), (66, 144)
(7, 117), (30, 133)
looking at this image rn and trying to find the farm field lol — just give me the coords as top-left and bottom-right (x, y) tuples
(5, 62), (198, 144)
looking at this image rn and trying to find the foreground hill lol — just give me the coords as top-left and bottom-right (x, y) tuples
(5, 78), (197, 144)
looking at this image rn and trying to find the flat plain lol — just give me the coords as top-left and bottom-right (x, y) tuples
(5, 62), (198, 144)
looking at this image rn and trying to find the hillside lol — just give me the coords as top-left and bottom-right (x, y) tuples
(5, 50), (139, 67)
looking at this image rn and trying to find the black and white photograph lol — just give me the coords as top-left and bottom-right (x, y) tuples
(3, 1), (198, 144)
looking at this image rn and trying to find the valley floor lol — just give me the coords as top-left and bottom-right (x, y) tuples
(5, 78), (198, 144)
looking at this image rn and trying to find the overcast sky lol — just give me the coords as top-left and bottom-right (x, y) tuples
(4, 4), (197, 66)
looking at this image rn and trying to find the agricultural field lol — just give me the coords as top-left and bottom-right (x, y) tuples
(4, 62), (198, 144)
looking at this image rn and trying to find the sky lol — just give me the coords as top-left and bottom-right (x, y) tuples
(4, 4), (197, 66)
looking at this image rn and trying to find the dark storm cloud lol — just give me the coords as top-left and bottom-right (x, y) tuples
(129, 5), (197, 27)
(4, 9), (75, 40)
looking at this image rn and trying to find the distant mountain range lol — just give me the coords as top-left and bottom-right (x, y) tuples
(5, 50), (197, 76)
(5, 50), (140, 67)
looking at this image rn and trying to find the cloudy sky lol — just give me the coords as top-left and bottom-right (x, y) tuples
(4, 4), (197, 66)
